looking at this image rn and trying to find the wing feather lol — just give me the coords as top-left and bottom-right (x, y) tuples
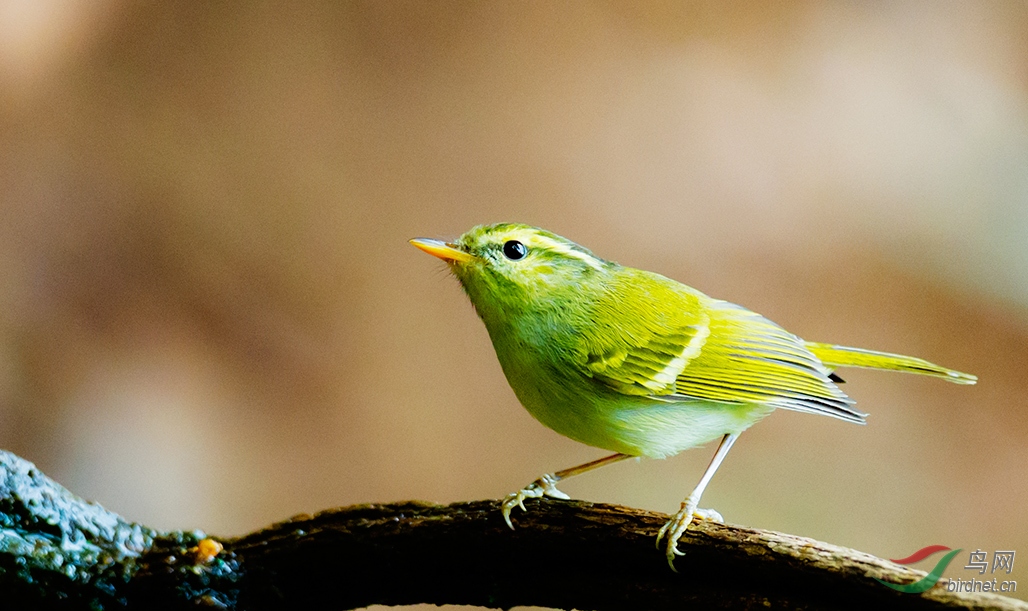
(583, 323), (709, 394)
(573, 274), (866, 424)
(671, 302), (866, 423)
(576, 272), (710, 396)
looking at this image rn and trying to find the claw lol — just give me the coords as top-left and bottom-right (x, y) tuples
(655, 522), (671, 550)
(500, 474), (569, 529)
(501, 493), (524, 529)
(657, 499), (720, 570)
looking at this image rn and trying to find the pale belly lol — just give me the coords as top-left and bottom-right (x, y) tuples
(502, 355), (775, 459)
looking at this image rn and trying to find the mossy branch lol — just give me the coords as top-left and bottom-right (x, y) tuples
(0, 450), (1022, 610)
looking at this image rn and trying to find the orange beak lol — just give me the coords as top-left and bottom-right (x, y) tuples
(409, 238), (476, 263)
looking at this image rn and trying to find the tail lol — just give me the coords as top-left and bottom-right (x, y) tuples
(805, 342), (977, 385)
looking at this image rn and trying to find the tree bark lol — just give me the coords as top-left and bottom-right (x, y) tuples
(0, 450), (1022, 610)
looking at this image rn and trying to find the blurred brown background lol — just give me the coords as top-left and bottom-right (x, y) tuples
(1, 1), (1026, 602)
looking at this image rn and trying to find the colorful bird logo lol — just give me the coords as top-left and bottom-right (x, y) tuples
(876, 545), (962, 593)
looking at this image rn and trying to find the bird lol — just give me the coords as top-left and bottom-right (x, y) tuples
(410, 223), (976, 570)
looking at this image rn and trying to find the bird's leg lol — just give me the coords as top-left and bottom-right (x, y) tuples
(502, 453), (632, 528)
(656, 433), (739, 572)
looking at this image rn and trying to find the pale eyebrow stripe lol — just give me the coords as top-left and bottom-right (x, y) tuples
(528, 235), (605, 271)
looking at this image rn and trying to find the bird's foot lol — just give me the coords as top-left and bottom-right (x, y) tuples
(693, 507), (723, 522)
(655, 497), (722, 572)
(501, 473), (570, 529)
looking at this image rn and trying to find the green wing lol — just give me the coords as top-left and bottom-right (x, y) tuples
(583, 321), (710, 396)
(576, 273), (865, 424)
(670, 301), (864, 423)
(575, 271), (710, 396)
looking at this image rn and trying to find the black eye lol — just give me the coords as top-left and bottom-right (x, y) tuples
(502, 240), (527, 260)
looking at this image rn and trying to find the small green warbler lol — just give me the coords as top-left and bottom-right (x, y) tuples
(411, 223), (976, 570)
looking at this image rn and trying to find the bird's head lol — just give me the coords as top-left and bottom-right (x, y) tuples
(410, 223), (610, 323)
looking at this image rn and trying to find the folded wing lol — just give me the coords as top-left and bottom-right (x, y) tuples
(671, 302), (865, 423)
(575, 278), (866, 424)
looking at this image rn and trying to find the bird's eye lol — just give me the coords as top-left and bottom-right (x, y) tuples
(502, 240), (528, 260)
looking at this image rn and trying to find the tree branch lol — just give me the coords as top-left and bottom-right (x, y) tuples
(0, 450), (1022, 610)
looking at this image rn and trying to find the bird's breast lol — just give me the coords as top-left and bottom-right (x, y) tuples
(486, 317), (772, 458)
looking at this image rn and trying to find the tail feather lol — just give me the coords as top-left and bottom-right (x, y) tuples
(805, 342), (977, 385)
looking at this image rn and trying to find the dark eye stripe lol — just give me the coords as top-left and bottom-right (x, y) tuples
(503, 240), (527, 260)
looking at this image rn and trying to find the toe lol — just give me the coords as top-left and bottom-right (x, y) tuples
(694, 508), (724, 522)
(666, 556), (679, 573)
